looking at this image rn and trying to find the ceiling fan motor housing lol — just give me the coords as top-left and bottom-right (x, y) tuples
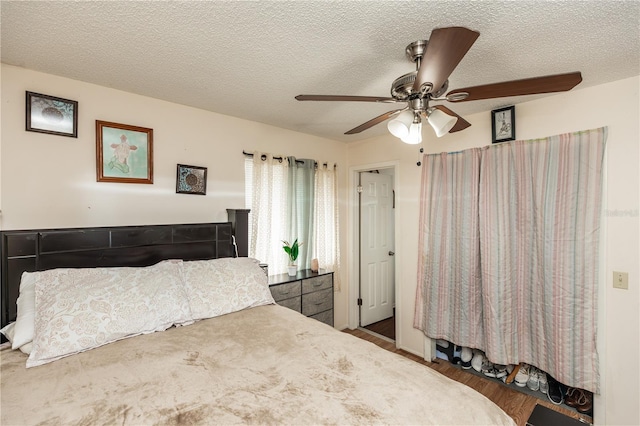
(391, 72), (417, 100)
(391, 72), (449, 102)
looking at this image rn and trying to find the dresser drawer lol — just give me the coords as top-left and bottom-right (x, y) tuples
(302, 288), (333, 316)
(302, 274), (332, 294)
(277, 296), (302, 313)
(309, 309), (333, 327)
(269, 281), (301, 302)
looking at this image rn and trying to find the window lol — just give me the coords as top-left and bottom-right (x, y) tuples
(245, 153), (339, 285)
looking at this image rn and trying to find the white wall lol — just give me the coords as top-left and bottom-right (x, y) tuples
(347, 76), (640, 425)
(0, 63), (350, 327)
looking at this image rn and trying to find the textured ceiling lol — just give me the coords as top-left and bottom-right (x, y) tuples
(2, 1), (639, 142)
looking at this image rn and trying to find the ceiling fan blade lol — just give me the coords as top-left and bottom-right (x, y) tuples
(345, 109), (405, 135)
(296, 95), (396, 103)
(412, 27), (480, 94)
(432, 105), (471, 133)
(446, 72), (583, 102)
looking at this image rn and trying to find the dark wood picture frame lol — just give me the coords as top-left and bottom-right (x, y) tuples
(26, 91), (78, 138)
(491, 105), (516, 143)
(96, 120), (153, 184)
(176, 164), (207, 195)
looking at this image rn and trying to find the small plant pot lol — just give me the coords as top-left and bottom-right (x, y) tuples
(287, 265), (297, 276)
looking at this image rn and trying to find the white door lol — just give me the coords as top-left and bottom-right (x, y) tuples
(360, 172), (395, 327)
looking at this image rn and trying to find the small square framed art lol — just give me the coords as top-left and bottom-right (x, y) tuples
(491, 105), (516, 143)
(176, 164), (207, 195)
(26, 91), (78, 138)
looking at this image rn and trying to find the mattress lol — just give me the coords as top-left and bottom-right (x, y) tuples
(1, 304), (515, 425)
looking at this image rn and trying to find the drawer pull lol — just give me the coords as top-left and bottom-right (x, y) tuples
(281, 290), (290, 294)
(314, 302), (323, 306)
(313, 281), (322, 286)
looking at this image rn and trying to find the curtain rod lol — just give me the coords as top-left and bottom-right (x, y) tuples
(242, 151), (336, 168)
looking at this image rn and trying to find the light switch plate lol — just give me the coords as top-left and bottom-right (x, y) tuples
(613, 271), (629, 290)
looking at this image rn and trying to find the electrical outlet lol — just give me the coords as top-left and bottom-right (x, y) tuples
(613, 271), (629, 290)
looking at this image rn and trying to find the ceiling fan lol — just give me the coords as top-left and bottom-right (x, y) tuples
(295, 27), (582, 144)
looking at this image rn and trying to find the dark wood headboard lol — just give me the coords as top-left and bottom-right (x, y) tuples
(0, 222), (234, 330)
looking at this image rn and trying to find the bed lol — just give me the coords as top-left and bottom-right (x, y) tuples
(1, 222), (516, 425)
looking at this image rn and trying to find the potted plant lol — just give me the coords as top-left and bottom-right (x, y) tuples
(282, 239), (302, 276)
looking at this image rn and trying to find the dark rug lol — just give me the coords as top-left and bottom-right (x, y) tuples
(526, 404), (589, 426)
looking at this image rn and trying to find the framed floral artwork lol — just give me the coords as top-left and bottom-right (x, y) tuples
(96, 120), (153, 184)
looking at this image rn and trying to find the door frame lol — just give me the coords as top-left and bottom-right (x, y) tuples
(348, 161), (401, 345)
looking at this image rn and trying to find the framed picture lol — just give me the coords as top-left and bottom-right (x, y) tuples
(26, 91), (78, 138)
(491, 105), (516, 143)
(176, 164), (207, 195)
(96, 120), (153, 184)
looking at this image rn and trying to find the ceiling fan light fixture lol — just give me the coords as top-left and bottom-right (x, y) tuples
(427, 108), (457, 137)
(401, 121), (422, 145)
(387, 111), (414, 138)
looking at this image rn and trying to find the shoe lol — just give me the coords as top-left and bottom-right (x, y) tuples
(514, 363), (530, 387)
(494, 364), (508, 379)
(539, 371), (548, 394)
(436, 340), (453, 362)
(547, 375), (564, 405)
(576, 390), (593, 415)
(460, 347), (473, 369)
(565, 387), (579, 407)
(504, 364), (520, 384)
(471, 350), (484, 372)
(527, 367), (540, 391)
(451, 345), (462, 365)
(481, 357), (496, 378)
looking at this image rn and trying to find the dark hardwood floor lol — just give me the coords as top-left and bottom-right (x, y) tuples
(362, 314), (395, 340)
(343, 328), (593, 426)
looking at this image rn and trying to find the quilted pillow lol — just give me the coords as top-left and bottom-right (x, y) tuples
(27, 260), (192, 368)
(182, 257), (274, 320)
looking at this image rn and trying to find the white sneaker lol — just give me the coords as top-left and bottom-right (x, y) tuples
(471, 350), (484, 372)
(539, 371), (549, 394)
(514, 363), (530, 387)
(460, 347), (473, 369)
(527, 367), (540, 391)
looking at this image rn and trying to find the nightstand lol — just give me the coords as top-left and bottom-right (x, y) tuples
(268, 269), (334, 327)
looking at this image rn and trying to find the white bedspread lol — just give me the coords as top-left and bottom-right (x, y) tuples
(1, 304), (515, 425)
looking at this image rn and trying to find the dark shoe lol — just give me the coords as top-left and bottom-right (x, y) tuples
(565, 387), (578, 407)
(547, 375), (564, 405)
(436, 340), (454, 362)
(575, 390), (593, 415)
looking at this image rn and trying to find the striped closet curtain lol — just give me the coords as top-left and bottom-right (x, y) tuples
(414, 127), (606, 393)
(479, 128), (606, 393)
(413, 148), (486, 350)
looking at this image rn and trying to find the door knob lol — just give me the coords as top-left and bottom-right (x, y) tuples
(388, 251), (395, 256)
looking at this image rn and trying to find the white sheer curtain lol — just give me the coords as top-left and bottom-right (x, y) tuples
(247, 153), (289, 275)
(314, 163), (341, 290)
